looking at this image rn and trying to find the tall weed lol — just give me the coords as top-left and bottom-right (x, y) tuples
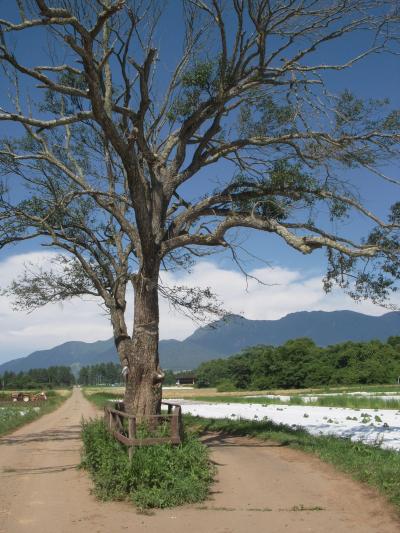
(81, 419), (214, 509)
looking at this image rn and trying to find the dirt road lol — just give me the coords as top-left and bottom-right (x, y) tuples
(0, 387), (398, 533)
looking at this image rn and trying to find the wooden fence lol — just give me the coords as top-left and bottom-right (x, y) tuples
(104, 401), (183, 459)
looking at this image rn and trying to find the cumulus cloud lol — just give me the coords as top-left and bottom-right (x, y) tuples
(0, 252), (111, 363)
(158, 261), (392, 339)
(0, 251), (395, 364)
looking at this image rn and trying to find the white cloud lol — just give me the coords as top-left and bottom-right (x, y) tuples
(0, 252), (112, 363)
(158, 261), (394, 339)
(0, 252), (396, 364)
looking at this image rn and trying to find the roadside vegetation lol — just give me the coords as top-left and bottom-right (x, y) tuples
(186, 416), (400, 512)
(0, 390), (70, 436)
(80, 418), (214, 510)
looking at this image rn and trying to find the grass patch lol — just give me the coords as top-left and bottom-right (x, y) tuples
(191, 394), (400, 410)
(0, 391), (69, 436)
(84, 387), (400, 411)
(80, 418), (215, 509)
(191, 395), (283, 405)
(304, 395), (400, 410)
(186, 416), (400, 512)
(82, 390), (120, 409)
(84, 384), (400, 401)
(307, 384), (400, 394)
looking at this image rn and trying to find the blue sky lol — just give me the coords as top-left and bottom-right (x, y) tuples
(0, 2), (399, 364)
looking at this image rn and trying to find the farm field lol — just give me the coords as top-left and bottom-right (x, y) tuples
(172, 388), (400, 451)
(179, 401), (400, 451)
(85, 385), (400, 450)
(83, 383), (400, 399)
(190, 393), (400, 409)
(0, 390), (70, 436)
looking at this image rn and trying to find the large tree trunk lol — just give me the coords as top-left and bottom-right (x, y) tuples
(121, 267), (164, 416)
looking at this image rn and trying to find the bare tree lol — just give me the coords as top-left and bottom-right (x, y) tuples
(0, 0), (399, 415)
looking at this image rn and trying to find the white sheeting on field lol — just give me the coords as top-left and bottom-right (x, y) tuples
(173, 400), (400, 451)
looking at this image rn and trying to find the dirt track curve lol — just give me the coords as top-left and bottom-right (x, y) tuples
(0, 387), (399, 533)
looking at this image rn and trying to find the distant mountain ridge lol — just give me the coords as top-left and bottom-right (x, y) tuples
(1, 310), (399, 374)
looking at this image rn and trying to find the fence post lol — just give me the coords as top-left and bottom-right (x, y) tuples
(111, 411), (117, 432)
(105, 403), (183, 449)
(104, 407), (112, 431)
(128, 416), (136, 460)
(178, 406), (184, 443)
(171, 406), (183, 443)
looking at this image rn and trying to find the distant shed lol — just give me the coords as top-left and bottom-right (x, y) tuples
(175, 375), (196, 385)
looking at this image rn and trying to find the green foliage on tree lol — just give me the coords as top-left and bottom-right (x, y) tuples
(78, 362), (123, 386)
(196, 338), (400, 390)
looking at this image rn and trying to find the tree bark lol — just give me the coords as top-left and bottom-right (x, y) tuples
(122, 266), (164, 416)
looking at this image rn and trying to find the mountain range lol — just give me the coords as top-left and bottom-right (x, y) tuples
(1, 310), (399, 374)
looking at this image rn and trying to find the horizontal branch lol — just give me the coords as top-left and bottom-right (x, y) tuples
(161, 213), (381, 260)
(0, 110), (94, 129)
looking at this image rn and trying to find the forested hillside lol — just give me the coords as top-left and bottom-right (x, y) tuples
(2, 311), (400, 374)
(196, 337), (400, 390)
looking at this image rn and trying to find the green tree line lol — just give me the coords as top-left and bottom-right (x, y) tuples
(196, 337), (400, 390)
(0, 366), (75, 389)
(78, 363), (123, 386)
(78, 363), (182, 387)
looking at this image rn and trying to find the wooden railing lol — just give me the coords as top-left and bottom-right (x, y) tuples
(104, 401), (183, 459)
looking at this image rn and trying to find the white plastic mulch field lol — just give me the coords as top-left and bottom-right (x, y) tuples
(174, 400), (400, 451)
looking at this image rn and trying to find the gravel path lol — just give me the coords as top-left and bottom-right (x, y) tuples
(0, 388), (399, 533)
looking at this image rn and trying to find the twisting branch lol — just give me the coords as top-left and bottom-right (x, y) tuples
(0, 0), (399, 337)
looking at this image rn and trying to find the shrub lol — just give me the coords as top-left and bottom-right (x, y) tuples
(216, 379), (237, 392)
(80, 419), (215, 509)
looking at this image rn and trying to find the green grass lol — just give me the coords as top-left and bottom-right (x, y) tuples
(0, 391), (69, 436)
(82, 390), (122, 409)
(303, 384), (400, 394)
(84, 387), (400, 411)
(185, 415), (400, 513)
(191, 394), (400, 410)
(300, 395), (400, 410)
(80, 418), (215, 509)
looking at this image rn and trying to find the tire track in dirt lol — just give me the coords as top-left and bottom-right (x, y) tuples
(0, 387), (399, 533)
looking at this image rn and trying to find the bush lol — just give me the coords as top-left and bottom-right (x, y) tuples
(216, 379), (237, 392)
(80, 419), (215, 509)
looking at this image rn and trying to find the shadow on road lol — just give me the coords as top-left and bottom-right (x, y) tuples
(0, 425), (81, 446)
(0, 464), (78, 477)
(200, 432), (289, 448)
